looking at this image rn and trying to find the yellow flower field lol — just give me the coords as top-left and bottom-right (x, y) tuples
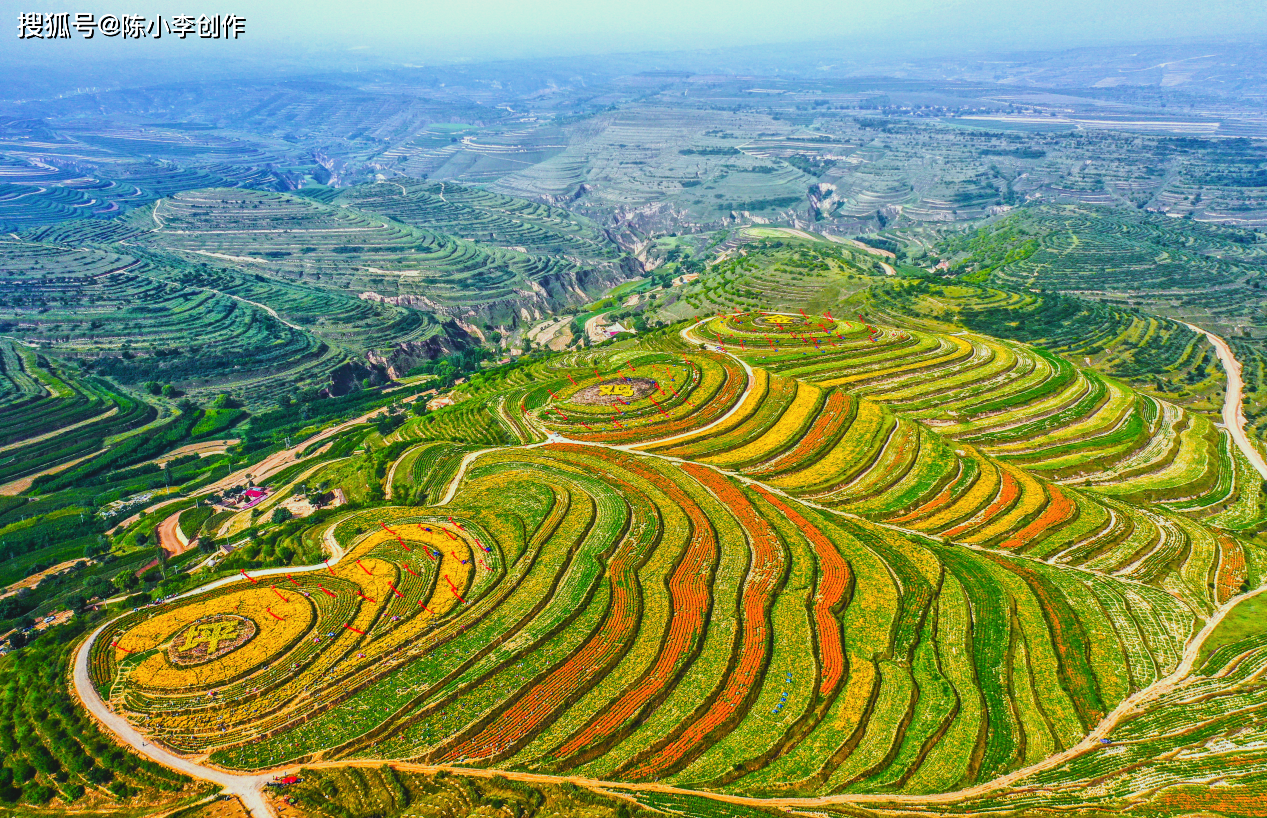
(125, 588), (315, 690)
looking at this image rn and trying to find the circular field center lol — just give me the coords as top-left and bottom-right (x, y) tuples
(167, 614), (256, 666)
(751, 313), (810, 329)
(571, 377), (659, 405)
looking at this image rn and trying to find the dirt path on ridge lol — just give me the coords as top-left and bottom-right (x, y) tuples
(1182, 321), (1267, 479)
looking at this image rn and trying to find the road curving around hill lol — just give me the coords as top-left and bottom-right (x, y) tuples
(1182, 321), (1267, 479)
(73, 624), (276, 817)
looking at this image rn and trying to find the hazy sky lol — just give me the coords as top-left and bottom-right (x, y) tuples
(3, 0), (1265, 64)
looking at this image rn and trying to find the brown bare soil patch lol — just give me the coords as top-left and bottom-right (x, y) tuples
(571, 377), (658, 406)
(169, 615), (256, 666)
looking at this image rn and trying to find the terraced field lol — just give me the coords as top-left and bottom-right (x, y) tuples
(86, 309), (1267, 815)
(0, 180), (635, 406)
(138, 187), (630, 327)
(333, 181), (621, 261)
(0, 338), (158, 489)
(654, 234), (885, 322)
(934, 205), (1267, 426)
(0, 238), (347, 404)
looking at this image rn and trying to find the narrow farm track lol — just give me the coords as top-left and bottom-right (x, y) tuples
(76, 627), (280, 818)
(123, 270), (306, 332)
(1182, 321), (1267, 479)
(0, 448), (104, 496)
(157, 510), (190, 559)
(71, 314), (1267, 816)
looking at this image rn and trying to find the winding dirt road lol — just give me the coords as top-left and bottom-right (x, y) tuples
(156, 510), (191, 559)
(1181, 321), (1267, 479)
(73, 630), (275, 817)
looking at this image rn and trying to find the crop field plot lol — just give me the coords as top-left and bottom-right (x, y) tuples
(98, 440), (1198, 798)
(85, 307), (1267, 816)
(0, 338), (160, 487)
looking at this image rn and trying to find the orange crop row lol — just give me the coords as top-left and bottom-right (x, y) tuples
(1216, 535), (1247, 605)
(943, 468), (1020, 541)
(749, 390), (852, 477)
(549, 450), (720, 763)
(890, 465), (961, 524)
(436, 467), (654, 763)
(622, 464), (786, 780)
(1000, 485), (1075, 550)
(753, 486), (850, 698)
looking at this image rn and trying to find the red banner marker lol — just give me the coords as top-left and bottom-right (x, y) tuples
(419, 601), (435, 613)
(318, 585), (337, 597)
(240, 569), (258, 584)
(267, 607), (285, 621)
(403, 563), (420, 577)
(566, 373), (577, 385)
(343, 623), (366, 635)
(272, 587), (288, 602)
(356, 559), (372, 575)
(357, 590), (376, 603)
(388, 582), (405, 599)
(111, 641), (132, 654)
(286, 573), (300, 586)
(324, 560), (335, 575)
